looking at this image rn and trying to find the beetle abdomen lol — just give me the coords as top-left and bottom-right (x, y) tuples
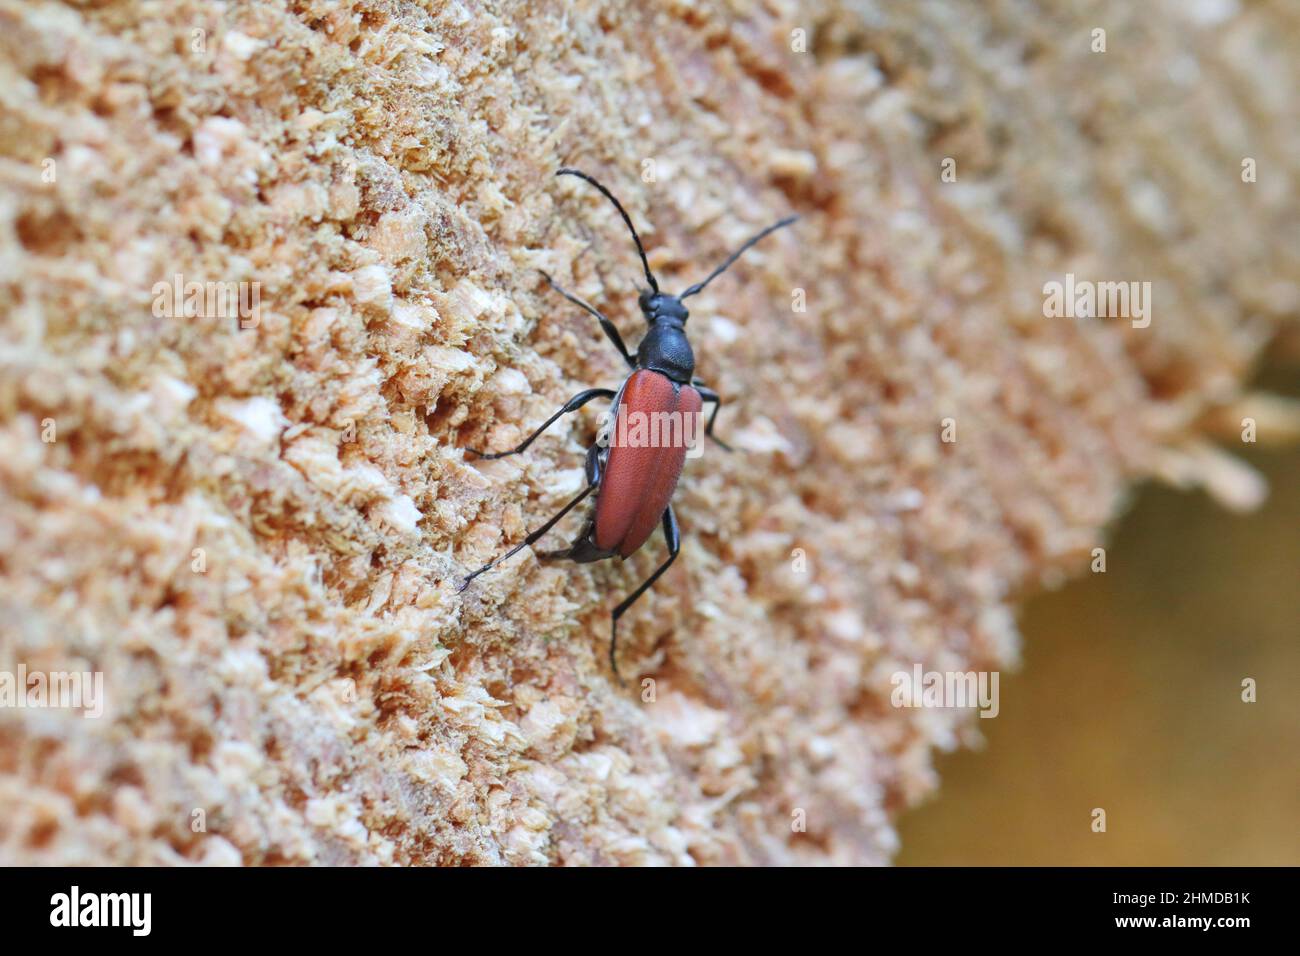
(595, 370), (702, 558)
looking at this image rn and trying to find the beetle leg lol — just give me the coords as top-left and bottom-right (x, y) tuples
(537, 531), (614, 564)
(534, 546), (572, 560)
(458, 484), (595, 591)
(536, 450), (612, 562)
(539, 270), (636, 368)
(467, 387), (616, 459)
(691, 383), (734, 453)
(608, 506), (680, 684)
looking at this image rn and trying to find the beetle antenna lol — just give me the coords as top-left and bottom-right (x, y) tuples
(679, 215), (798, 300)
(557, 168), (659, 293)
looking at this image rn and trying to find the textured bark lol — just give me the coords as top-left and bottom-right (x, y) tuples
(0, 0), (1295, 865)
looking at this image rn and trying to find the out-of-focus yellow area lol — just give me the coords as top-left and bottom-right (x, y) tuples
(898, 361), (1300, 866)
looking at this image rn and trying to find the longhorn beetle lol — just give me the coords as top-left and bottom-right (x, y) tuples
(460, 168), (796, 681)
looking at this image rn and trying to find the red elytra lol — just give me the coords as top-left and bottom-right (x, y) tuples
(594, 371), (703, 558)
(459, 168), (795, 683)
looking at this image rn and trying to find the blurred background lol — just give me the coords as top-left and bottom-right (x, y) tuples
(898, 352), (1299, 866)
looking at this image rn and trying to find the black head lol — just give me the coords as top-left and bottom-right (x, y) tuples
(638, 291), (689, 325)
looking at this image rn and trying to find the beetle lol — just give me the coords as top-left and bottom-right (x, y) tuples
(459, 168), (796, 681)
